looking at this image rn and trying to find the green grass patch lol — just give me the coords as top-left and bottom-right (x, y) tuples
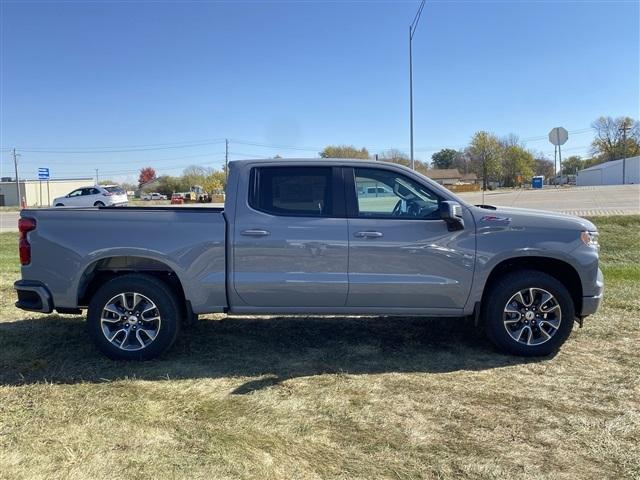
(0, 216), (638, 479)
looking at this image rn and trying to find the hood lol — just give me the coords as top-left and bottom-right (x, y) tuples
(470, 205), (597, 232)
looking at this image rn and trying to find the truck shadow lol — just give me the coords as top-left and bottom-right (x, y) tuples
(0, 314), (549, 389)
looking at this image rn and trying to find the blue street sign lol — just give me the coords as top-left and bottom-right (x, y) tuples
(38, 168), (50, 180)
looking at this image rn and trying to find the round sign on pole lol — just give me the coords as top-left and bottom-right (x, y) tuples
(548, 127), (568, 146)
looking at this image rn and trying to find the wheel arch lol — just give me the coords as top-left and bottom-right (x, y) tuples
(481, 256), (583, 316)
(77, 256), (188, 312)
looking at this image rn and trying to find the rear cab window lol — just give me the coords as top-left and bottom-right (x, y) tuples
(249, 166), (335, 217)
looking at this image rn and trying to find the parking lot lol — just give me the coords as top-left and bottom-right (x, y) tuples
(457, 184), (640, 217)
(1, 184), (637, 233)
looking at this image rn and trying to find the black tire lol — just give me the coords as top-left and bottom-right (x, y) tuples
(55, 203), (64, 207)
(87, 274), (181, 360)
(94, 201), (105, 207)
(483, 270), (575, 356)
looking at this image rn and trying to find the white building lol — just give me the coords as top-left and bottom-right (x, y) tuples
(0, 178), (94, 207)
(576, 156), (640, 186)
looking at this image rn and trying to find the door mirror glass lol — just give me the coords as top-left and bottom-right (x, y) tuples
(440, 201), (465, 231)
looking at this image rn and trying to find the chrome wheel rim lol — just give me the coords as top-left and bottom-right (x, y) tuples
(503, 287), (561, 346)
(100, 292), (161, 351)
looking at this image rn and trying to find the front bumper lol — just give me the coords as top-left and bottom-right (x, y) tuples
(580, 268), (604, 317)
(14, 280), (53, 313)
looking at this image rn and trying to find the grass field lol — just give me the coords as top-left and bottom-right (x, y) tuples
(0, 217), (638, 479)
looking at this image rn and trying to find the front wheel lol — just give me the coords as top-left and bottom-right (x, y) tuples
(87, 274), (181, 360)
(55, 203), (64, 207)
(483, 270), (575, 356)
(94, 201), (105, 207)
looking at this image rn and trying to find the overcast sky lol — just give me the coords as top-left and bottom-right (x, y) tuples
(1, 0), (638, 183)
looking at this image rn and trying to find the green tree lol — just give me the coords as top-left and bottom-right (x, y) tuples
(500, 135), (535, 187)
(431, 148), (457, 169)
(591, 116), (640, 161)
(320, 145), (369, 159)
(468, 131), (502, 190)
(561, 155), (585, 175)
(155, 175), (189, 197)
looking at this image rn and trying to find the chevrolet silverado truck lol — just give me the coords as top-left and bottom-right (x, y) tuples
(14, 159), (603, 360)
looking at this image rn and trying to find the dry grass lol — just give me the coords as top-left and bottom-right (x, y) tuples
(0, 218), (638, 480)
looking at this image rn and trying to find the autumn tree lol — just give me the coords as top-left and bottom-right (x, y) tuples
(319, 145), (369, 159)
(138, 167), (157, 188)
(591, 116), (640, 162)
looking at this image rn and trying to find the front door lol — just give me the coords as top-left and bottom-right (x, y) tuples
(344, 166), (475, 311)
(232, 165), (349, 308)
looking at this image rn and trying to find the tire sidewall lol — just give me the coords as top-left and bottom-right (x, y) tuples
(484, 271), (574, 356)
(87, 275), (180, 360)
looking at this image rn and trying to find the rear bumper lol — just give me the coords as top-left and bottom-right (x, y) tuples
(580, 268), (604, 317)
(14, 280), (53, 313)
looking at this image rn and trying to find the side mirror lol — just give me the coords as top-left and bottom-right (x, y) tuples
(440, 201), (465, 231)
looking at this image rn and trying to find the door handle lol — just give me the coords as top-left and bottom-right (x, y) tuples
(241, 229), (270, 237)
(354, 231), (383, 239)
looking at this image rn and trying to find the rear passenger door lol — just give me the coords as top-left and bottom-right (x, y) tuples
(232, 166), (349, 308)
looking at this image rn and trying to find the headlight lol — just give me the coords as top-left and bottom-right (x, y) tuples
(580, 230), (599, 249)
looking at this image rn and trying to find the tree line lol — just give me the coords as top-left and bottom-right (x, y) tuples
(127, 115), (638, 193)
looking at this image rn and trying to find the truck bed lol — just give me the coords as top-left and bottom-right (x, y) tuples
(19, 206), (228, 314)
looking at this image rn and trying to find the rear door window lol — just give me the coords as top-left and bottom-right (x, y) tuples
(250, 167), (333, 217)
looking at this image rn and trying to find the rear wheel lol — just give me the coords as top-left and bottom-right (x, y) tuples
(94, 201), (105, 207)
(87, 274), (181, 360)
(483, 270), (574, 356)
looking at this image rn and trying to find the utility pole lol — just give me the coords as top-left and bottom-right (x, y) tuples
(620, 121), (631, 185)
(409, 0), (426, 171)
(13, 148), (21, 207)
(95, 168), (99, 185)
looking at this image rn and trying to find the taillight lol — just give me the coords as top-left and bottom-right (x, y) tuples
(103, 192), (113, 196)
(18, 217), (36, 265)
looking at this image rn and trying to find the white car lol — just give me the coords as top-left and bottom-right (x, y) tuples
(53, 185), (128, 207)
(141, 192), (167, 201)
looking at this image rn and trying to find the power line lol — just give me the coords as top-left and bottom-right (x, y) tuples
(10, 138), (225, 151)
(230, 139), (321, 152)
(16, 139), (226, 154)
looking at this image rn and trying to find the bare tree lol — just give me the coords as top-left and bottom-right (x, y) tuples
(590, 116), (640, 161)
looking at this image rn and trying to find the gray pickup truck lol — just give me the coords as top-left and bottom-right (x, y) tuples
(14, 159), (603, 360)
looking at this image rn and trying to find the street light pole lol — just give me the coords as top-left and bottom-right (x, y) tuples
(409, 26), (414, 170)
(409, 0), (426, 171)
